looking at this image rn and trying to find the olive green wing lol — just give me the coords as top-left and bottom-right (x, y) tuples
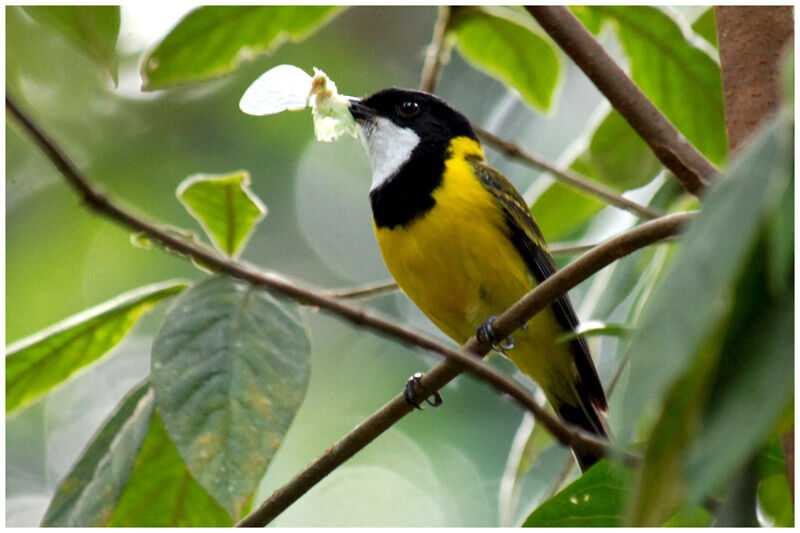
(471, 160), (608, 413)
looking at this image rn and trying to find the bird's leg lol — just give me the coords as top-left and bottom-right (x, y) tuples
(404, 372), (443, 410)
(476, 315), (515, 352)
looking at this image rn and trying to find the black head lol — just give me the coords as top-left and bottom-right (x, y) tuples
(349, 88), (477, 143)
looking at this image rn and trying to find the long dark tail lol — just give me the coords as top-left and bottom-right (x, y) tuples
(555, 393), (610, 472)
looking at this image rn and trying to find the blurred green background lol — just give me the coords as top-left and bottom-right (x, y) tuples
(6, 5), (681, 526)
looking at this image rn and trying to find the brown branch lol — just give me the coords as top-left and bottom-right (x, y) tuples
(715, 6), (793, 155)
(474, 125), (665, 220)
(322, 279), (399, 299)
(525, 6), (720, 196)
(420, 6), (453, 93)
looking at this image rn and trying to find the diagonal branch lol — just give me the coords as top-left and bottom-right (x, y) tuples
(473, 125), (665, 219)
(526, 6), (720, 196)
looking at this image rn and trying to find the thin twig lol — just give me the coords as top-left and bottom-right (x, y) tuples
(474, 125), (664, 220)
(322, 279), (399, 299)
(526, 6), (720, 195)
(420, 6), (453, 93)
(321, 239), (676, 300)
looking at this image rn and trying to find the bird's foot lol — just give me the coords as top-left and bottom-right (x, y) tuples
(476, 315), (515, 352)
(404, 372), (443, 410)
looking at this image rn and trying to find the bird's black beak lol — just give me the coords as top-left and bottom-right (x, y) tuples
(349, 99), (376, 122)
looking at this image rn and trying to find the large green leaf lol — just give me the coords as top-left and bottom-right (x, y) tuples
(451, 7), (560, 111)
(22, 6), (120, 85)
(620, 111), (792, 521)
(6, 280), (187, 414)
(619, 110), (791, 445)
(108, 412), (232, 526)
(573, 110), (662, 191)
(684, 250), (793, 502)
(41, 381), (154, 526)
(626, 341), (719, 526)
(523, 460), (633, 527)
(573, 6), (727, 165)
(151, 276), (311, 519)
(177, 171), (266, 259)
(141, 6), (341, 90)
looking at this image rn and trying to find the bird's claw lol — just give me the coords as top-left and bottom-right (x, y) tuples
(404, 372), (443, 410)
(476, 315), (515, 352)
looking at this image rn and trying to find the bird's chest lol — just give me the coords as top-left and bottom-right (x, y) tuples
(373, 161), (532, 342)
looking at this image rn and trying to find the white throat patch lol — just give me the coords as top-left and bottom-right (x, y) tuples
(357, 116), (420, 191)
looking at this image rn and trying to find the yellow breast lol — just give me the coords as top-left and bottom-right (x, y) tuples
(373, 137), (533, 343)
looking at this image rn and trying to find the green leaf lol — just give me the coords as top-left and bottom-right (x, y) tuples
(177, 171), (266, 258)
(661, 506), (713, 527)
(556, 321), (630, 344)
(141, 6), (342, 90)
(758, 473), (794, 527)
(576, 110), (662, 190)
(531, 179), (605, 242)
(108, 412), (232, 526)
(6, 280), (187, 414)
(619, 110), (792, 446)
(589, 6), (727, 164)
(626, 340), (719, 526)
(523, 460), (633, 527)
(691, 8), (718, 50)
(451, 7), (560, 111)
(569, 6), (606, 35)
(151, 276), (311, 519)
(22, 6), (120, 85)
(684, 255), (793, 502)
(41, 381), (154, 526)
(757, 436), (788, 479)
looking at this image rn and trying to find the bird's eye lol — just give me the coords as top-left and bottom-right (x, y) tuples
(398, 100), (420, 118)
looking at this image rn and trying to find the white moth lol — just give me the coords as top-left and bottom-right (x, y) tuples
(239, 64), (357, 142)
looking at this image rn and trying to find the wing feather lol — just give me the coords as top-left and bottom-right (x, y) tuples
(471, 160), (608, 412)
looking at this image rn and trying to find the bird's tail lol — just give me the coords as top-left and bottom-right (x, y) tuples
(553, 388), (611, 472)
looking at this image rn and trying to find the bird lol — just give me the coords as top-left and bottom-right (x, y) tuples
(348, 88), (609, 471)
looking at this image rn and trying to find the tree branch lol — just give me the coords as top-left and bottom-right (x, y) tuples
(525, 6), (720, 196)
(473, 125), (665, 220)
(715, 6), (793, 155)
(420, 6), (453, 93)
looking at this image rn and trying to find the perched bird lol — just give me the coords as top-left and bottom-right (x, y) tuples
(349, 88), (609, 471)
